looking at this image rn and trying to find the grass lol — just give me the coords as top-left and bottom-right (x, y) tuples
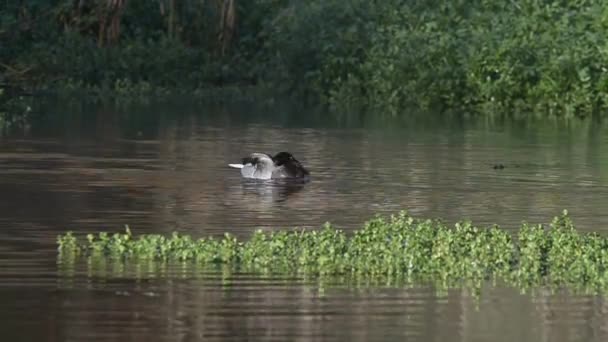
(57, 210), (608, 292)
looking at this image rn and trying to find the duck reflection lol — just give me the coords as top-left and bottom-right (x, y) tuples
(239, 178), (306, 204)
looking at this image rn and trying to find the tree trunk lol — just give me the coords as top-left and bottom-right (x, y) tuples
(108, 0), (125, 44)
(168, 0), (176, 40)
(97, 0), (126, 47)
(219, 0), (236, 56)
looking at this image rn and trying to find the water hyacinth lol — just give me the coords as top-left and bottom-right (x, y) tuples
(57, 211), (608, 291)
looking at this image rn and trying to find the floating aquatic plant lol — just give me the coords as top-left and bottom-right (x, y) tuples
(57, 210), (608, 292)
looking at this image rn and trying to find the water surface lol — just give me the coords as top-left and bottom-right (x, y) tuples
(2, 100), (608, 341)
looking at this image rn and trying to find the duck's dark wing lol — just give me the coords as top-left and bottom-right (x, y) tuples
(287, 160), (309, 177)
(273, 160), (310, 179)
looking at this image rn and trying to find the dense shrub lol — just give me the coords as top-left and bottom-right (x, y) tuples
(58, 210), (608, 292)
(3, 0), (608, 117)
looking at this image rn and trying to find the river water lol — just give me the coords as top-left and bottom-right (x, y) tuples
(1, 100), (608, 341)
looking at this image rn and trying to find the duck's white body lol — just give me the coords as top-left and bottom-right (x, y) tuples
(229, 152), (310, 181)
(228, 153), (275, 179)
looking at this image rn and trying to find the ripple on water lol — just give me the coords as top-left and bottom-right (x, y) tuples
(2, 103), (608, 341)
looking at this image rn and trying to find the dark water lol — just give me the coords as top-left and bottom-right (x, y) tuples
(2, 100), (608, 341)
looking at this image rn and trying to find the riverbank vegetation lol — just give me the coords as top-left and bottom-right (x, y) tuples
(3, 1), (608, 117)
(58, 210), (608, 292)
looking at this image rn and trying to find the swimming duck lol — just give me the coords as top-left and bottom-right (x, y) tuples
(228, 152), (310, 180)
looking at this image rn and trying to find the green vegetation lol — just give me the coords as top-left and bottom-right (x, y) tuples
(58, 210), (608, 292)
(3, 1), (608, 116)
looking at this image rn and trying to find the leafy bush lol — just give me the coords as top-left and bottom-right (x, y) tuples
(57, 210), (608, 292)
(4, 0), (608, 116)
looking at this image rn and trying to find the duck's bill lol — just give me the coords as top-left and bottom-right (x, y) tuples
(228, 163), (244, 169)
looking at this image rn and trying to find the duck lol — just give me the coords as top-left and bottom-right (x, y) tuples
(228, 152), (310, 180)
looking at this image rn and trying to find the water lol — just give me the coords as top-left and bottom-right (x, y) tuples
(2, 100), (608, 341)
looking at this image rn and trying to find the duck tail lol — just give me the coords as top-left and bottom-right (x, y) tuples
(228, 163), (244, 169)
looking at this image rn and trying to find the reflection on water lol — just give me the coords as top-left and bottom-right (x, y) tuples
(9, 268), (608, 342)
(2, 99), (608, 341)
(238, 179), (307, 203)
